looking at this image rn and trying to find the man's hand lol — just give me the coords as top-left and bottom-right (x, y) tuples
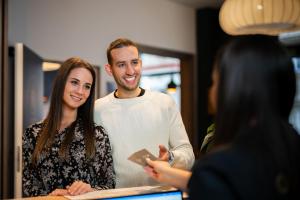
(158, 145), (169, 161)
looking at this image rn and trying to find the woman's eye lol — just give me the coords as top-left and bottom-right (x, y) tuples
(71, 80), (78, 85)
(85, 85), (91, 90)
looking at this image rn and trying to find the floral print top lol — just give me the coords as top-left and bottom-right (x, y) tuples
(22, 119), (115, 197)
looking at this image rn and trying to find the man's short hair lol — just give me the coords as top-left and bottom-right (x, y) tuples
(106, 38), (139, 65)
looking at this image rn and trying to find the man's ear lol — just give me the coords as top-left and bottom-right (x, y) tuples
(104, 64), (113, 76)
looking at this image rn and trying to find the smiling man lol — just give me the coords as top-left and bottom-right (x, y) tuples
(94, 38), (194, 188)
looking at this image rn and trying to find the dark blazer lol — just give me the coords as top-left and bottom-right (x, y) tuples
(188, 144), (300, 200)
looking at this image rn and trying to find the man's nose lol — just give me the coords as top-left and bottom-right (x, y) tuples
(126, 64), (135, 75)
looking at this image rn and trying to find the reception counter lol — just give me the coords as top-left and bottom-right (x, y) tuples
(14, 185), (185, 200)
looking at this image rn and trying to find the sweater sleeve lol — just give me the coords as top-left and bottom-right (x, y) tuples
(167, 97), (195, 170)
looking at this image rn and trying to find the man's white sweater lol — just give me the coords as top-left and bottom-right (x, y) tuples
(94, 90), (195, 188)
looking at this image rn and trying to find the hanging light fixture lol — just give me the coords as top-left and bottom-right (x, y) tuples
(219, 0), (300, 36)
(167, 75), (177, 93)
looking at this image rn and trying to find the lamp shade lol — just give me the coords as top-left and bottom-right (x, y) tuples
(219, 0), (300, 36)
(167, 78), (177, 93)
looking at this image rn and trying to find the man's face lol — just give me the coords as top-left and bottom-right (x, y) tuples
(108, 46), (142, 93)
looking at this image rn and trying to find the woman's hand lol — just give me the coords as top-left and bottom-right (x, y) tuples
(144, 158), (172, 182)
(67, 180), (93, 196)
(145, 158), (191, 191)
(49, 188), (69, 196)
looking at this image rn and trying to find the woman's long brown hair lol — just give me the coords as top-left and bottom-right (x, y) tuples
(32, 57), (96, 165)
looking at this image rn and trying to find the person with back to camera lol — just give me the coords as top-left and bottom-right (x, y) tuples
(22, 57), (115, 197)
(94, 38), (195, 188)
(144, 35), (300, 199)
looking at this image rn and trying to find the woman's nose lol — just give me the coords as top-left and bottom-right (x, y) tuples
(76, 85), (84, 94)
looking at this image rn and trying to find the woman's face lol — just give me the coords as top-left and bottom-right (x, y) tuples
(63, 67), (93, 111)
(208, 67), (219, 115)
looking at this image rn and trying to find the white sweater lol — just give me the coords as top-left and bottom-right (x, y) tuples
(94, 90), (194, 188)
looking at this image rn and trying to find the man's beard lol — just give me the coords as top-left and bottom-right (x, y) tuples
(114, 74), (141, 91)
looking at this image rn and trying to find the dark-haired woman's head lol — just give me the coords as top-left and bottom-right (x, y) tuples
(49, 57), (96, 122)
(32, 57), (96, 164)
(213, 35), (296, 145)
(211, 35), (300, 194)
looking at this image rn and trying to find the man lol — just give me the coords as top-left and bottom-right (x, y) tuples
(94, 38), (194, 188)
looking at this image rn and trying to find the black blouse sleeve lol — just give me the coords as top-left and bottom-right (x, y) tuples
(91, 125), (115, 189)
(22, 123), (45, 197)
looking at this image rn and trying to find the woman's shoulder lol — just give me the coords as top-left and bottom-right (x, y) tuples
(23, 121), (44, 140)
(193, 147), (258, 181)
(191, 148), (271, 199)
(25, 121), (44, 133)
(195, 148), (239, 168)
(26, 121), (43, 128)
(93, 123), (108, 137)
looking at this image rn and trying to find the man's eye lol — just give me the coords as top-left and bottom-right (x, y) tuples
(118, 63), (125, 68)
(132, 60), (139, 65)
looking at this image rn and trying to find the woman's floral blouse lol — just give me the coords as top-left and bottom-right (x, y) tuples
(22, 119), (115, 197)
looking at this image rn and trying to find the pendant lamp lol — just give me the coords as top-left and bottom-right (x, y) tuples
(219, 0), (300, 36)
(167, 76), (177, 93)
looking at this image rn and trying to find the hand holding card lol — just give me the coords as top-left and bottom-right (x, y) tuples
(128, 149), (158, 167)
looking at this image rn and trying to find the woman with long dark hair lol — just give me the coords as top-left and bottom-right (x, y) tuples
(145, 35), (300, 199)
(23, 57), (115, 197)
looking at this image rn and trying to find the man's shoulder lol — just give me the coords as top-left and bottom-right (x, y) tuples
(95, 93), (114, 107)
(146, 90), (173, 102)
(143, 90), (178, 112)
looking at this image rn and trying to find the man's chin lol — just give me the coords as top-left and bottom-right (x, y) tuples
(121, 82), (139, 91)
(124, 86), (139, 91)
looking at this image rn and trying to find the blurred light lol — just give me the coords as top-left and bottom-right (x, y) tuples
(167, 77), (177, 93)
(42, 62), (61, 71)
(219, 0), (300, 36)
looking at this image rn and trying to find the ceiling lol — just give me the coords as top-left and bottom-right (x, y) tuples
(169, 0), (224, 8)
